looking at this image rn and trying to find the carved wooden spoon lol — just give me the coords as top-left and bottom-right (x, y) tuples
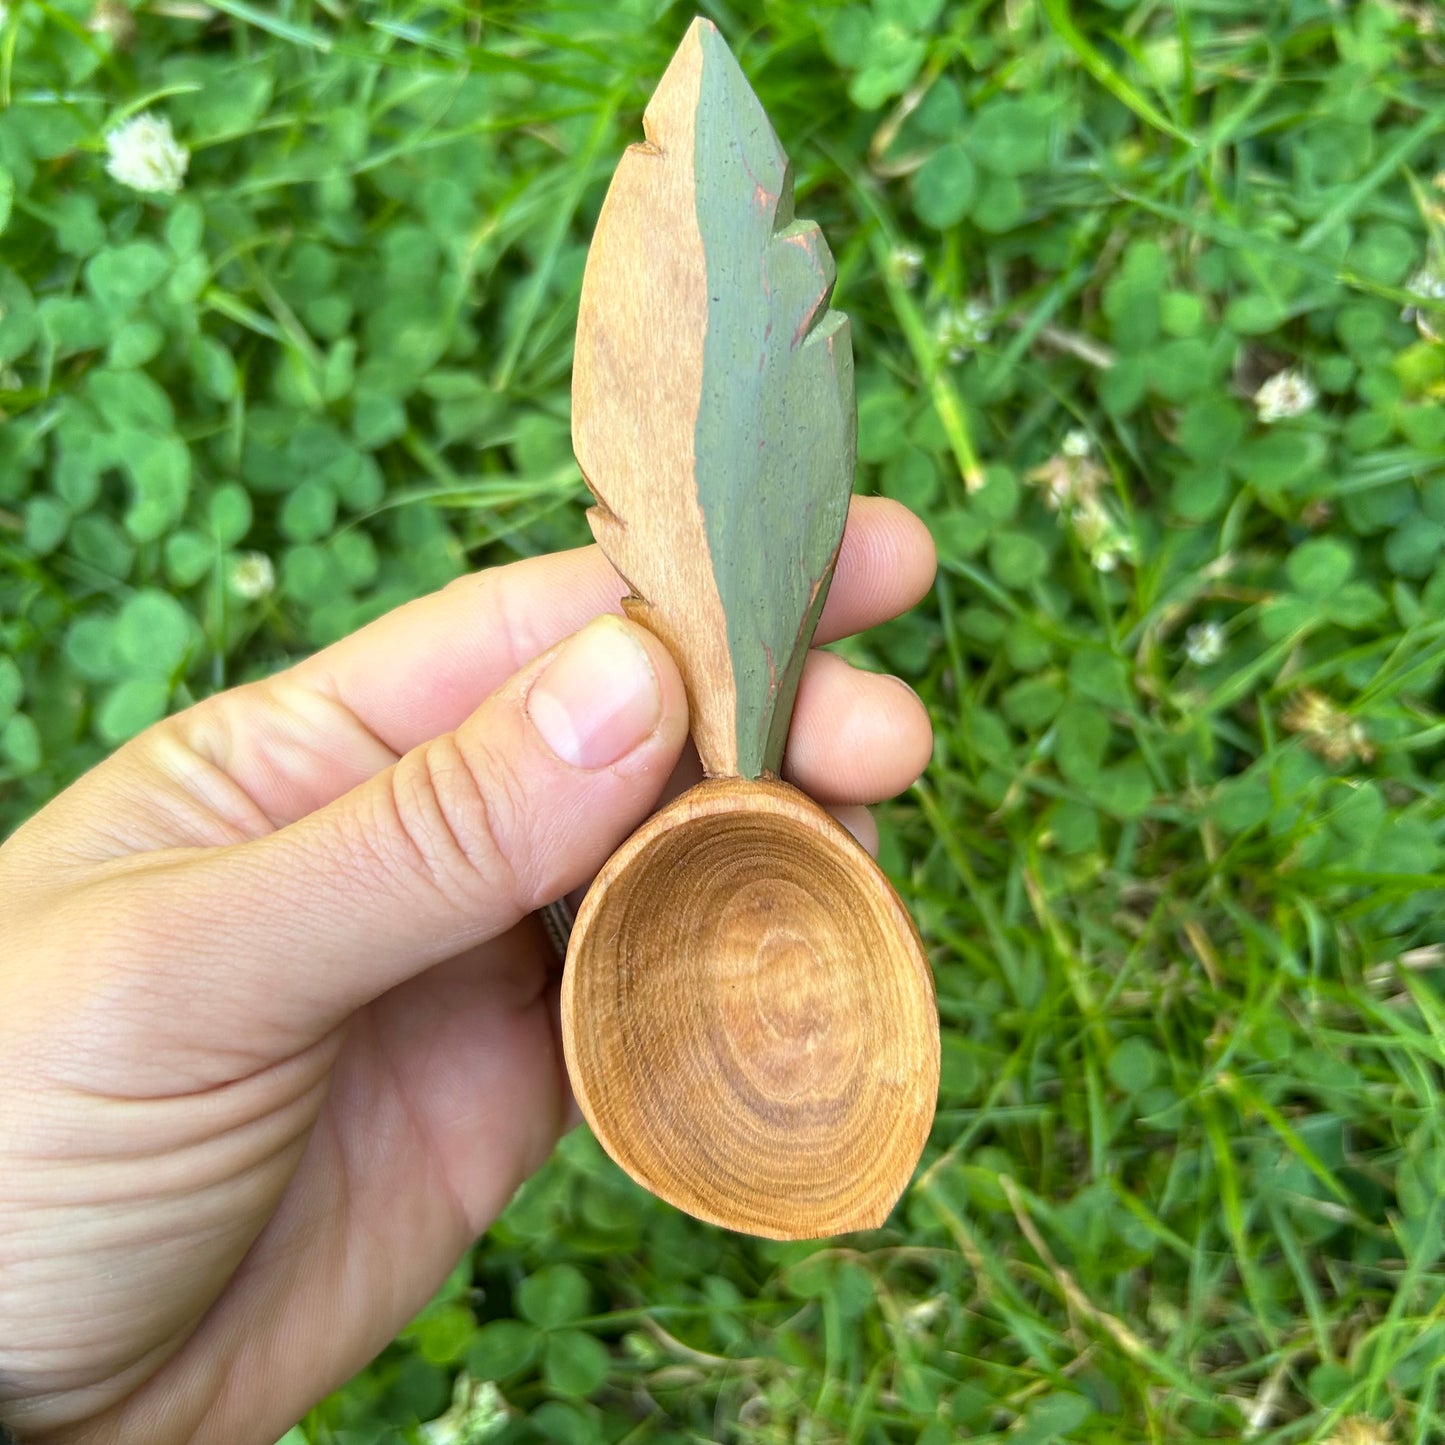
(561, 17), (940, 1240)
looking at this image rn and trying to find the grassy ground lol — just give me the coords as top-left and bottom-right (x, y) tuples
(4, 1), (1445, 1441)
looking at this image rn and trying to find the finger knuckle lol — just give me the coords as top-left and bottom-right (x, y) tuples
(380, 732), (529, 911)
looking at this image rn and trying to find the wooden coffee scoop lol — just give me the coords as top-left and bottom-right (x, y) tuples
(561, 16), (940, 1240)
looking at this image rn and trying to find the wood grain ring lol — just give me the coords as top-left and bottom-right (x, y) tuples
(561, 777), (939, 1239)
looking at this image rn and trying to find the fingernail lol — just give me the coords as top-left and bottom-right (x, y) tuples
(528, 618), (662, 769)
(886, 673), (926, 707)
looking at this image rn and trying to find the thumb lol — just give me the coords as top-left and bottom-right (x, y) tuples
(102, 615), (689, 1049)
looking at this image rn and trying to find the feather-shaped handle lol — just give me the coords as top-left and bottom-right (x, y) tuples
(572, 17), (855, 780)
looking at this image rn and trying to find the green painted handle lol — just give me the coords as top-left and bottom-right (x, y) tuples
(572, 17), (856, 781)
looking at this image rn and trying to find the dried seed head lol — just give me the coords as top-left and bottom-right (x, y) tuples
(1282, 688), (1374, 765)
(1324, 1417), (1393, 1445)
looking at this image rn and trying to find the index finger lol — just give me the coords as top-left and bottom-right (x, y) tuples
(300, 494), (935, 758)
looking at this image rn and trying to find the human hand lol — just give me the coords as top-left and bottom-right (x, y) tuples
(0, 497), (935, 1444)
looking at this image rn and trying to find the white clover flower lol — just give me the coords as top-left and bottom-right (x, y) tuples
(104, 112), (189, 195)
(886, 243), (925, 288)
(1061, 428), (1092, 459)
(229, 551), (275, 601)
(1254, 368), (1317, 424)
(1404, 265), (1445, 302)
(1184, 621), (1225, 667)
(1403, 263), (1445, 341)
(936, 298), (993, 360)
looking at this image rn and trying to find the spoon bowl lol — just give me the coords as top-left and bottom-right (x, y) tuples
(562, 778), (939, 1239)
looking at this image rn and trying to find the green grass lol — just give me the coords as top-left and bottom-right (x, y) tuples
(4, 1), (1445, 1442)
